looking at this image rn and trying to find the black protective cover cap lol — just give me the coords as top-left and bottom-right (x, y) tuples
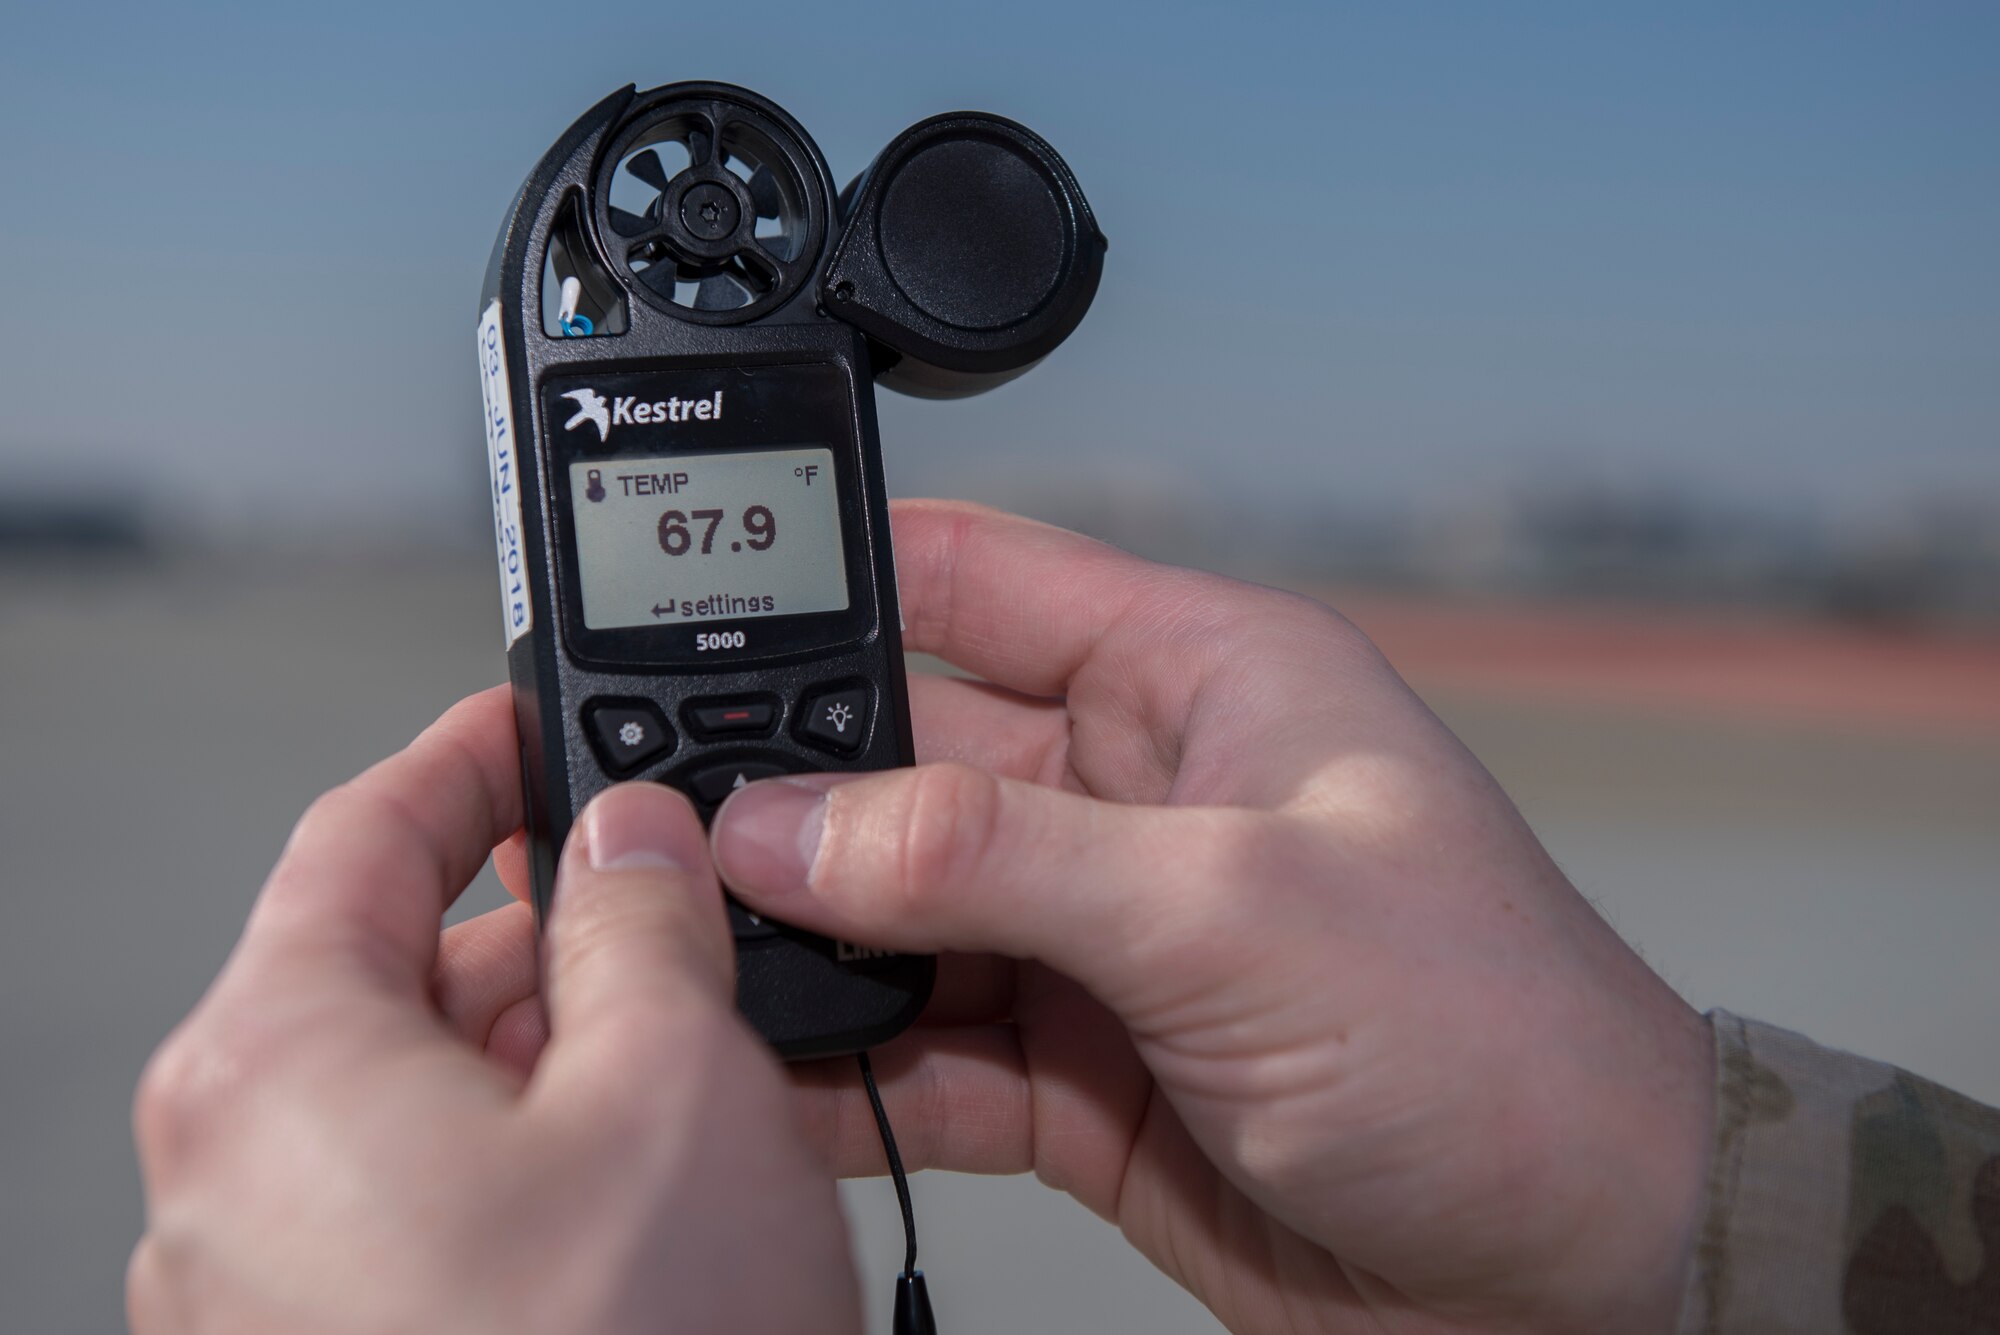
(823, 113), (1106, 399)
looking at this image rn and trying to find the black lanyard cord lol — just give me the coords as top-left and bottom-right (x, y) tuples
(857, 1050), (936, 1335)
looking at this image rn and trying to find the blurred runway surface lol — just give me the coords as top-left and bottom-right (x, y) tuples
(3, 557), (1995, 1333)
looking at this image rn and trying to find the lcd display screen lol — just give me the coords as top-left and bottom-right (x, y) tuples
(568, 447), (848, 629)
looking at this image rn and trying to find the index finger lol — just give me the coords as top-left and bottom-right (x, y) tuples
(236, 686), (523, 994)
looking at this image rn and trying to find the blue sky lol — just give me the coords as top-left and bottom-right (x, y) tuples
(1, 1), (1995, 540)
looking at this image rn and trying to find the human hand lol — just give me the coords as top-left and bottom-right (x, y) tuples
(711, 501), (1716, 1335)
(129, 688), (859, 1335)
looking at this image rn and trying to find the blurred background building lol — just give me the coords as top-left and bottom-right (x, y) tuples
(2, 3), (1995, 1331)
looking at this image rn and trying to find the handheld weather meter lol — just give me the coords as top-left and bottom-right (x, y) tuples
(477, 82), (1104, 1058)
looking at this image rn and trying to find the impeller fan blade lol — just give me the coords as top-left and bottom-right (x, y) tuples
(609, 205), (654, 235)
(686, 124), (714, 166)
(693, 272), (751, 311)
(750, 231), (794, 265)
(634, 258), (682, 300)
(746, 164), (784, 219)
(627, 148), (670, 191)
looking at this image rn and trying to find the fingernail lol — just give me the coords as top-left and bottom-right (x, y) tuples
(577, 783), (702, 873)
(712, 779), (827, 896)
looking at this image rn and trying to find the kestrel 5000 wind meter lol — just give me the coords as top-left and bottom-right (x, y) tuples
(477, 81), (1104, 1058)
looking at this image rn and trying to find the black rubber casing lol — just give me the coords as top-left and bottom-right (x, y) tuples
(481, 83), (933, 1058)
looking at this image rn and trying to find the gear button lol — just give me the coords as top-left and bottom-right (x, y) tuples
(583, 699), (674, 776)
(799, 685), (871, 755)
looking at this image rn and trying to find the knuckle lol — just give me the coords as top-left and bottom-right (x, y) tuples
(126, 1236), (173, 1333)
(128, 1214), (212, 1335)
(579, 1003), (758, 1119)
(132, 1026), (221, 1170)
(291, 782), (359, 844)
(133, 989), (289, 1177)
(1270, 587), (1371, 650)
(558, 886), (729, 992)
(551, 891), (639, 969)
(885, 763), (1004, 910)
(1145, 569), (1383, 670)
(587, 999), (695, 1064)
(912, 1052), (950, 1172)
(552, 907), (656, 998)
(552, 911), (734, 1041)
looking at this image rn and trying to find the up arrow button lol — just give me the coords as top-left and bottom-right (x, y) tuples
(687, 759), (791, 807)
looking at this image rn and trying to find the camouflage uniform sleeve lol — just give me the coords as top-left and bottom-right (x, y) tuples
(1675, 1010), (2000, 1335)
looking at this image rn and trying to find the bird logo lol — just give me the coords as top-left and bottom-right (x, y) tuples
(561, 388), (610, 442)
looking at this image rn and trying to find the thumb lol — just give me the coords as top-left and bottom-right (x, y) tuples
(535, 783), (741, 1092)
(711, 764), (1265, 1013)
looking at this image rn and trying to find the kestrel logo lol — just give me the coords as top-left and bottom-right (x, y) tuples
(561, 389), (611, 443)
(560, 387), (726, 442)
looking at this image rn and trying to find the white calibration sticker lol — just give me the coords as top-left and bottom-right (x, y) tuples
(477, 301), (533, 646)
